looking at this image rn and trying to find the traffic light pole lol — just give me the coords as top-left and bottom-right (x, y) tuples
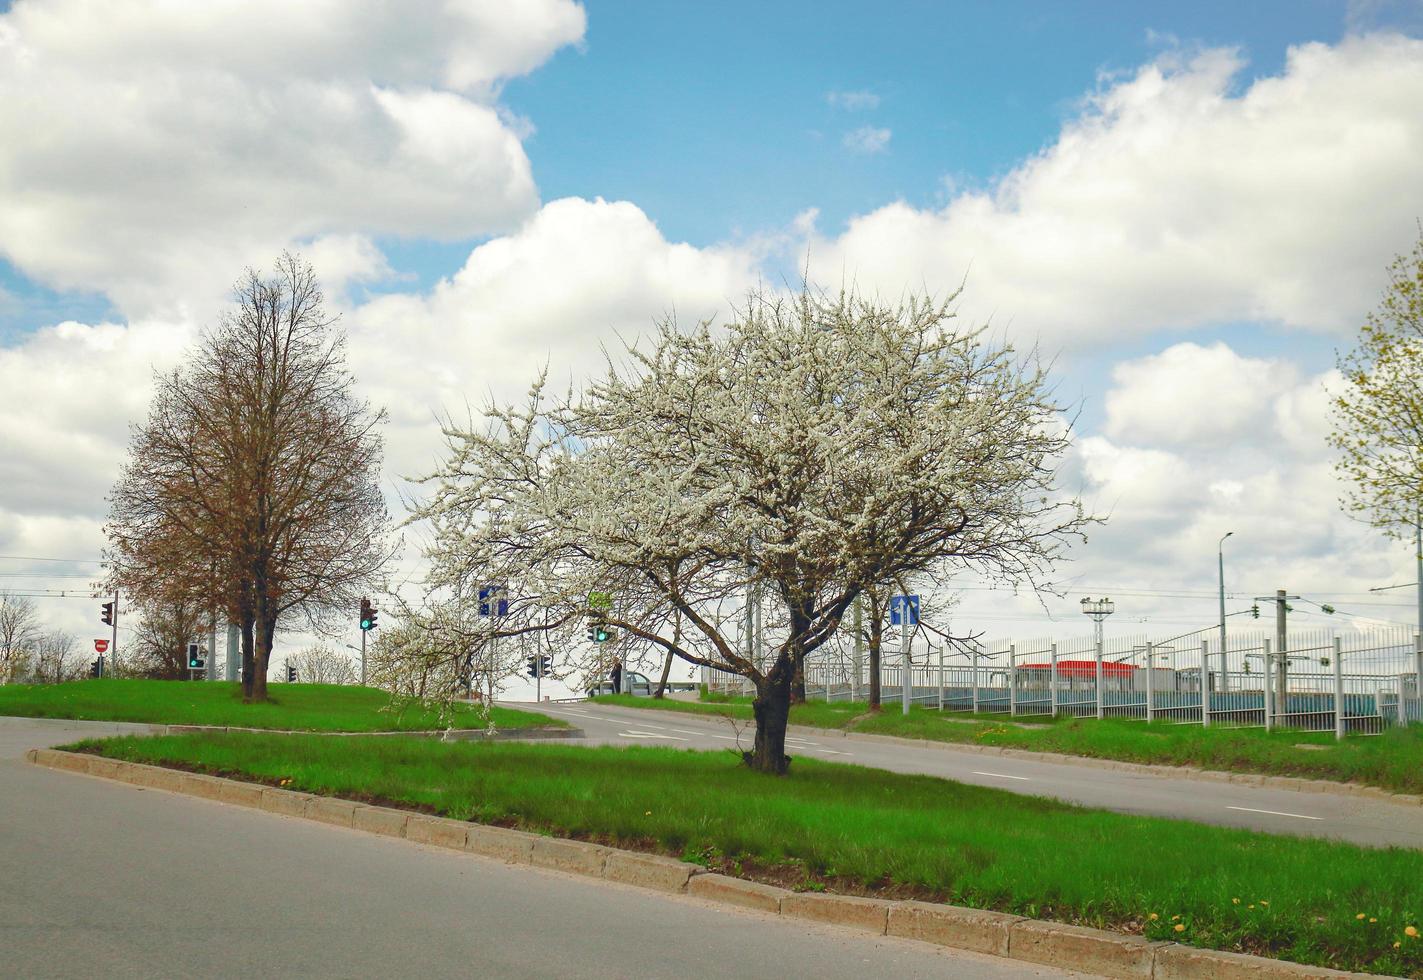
(360, 629), (367, 687)
(110, 590), (119, 677)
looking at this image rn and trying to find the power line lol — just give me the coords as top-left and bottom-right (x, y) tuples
(0, 554), (104, 564)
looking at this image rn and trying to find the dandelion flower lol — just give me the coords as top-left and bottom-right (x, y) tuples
(1173, 924), (1185, 933)
(1148, 913), (1158, 921)
(1259, 901), (1268, 907)
(1171, 915), (1180, 921)
(645, 811), (652, 816)
(1394, 942), (1402, 949)
(1231, 898), (1240, 905)
(1357, 913), (1367, 920)
(1407, 925), (1419, 938)
(1370, 918), (1377, 924)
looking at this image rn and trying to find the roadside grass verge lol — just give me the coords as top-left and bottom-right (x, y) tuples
(0, 678), (561, 732)
(72, 733), (1422, 976)
(594, 694), (1423, 795)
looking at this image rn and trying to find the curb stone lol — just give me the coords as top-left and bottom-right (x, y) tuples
(29, 749), (1384, 980)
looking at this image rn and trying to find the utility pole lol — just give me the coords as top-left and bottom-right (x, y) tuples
(1253, 589), (1299, 725)
(1218, 531), (1233, 692)
(1416, 506), (1422, 635)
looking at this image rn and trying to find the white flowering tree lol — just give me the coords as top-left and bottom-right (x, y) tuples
(410, 287), (1090, 773)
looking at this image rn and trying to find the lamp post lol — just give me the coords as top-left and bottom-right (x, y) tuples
(1218, 531), (1233, 692)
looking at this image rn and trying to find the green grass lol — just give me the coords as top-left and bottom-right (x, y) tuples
(72, 732), (1423, 976)
(595, 695), (1423, 795)
(0, 678), (562, 732)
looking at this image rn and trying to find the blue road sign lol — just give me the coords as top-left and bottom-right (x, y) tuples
(889, 594), (920, 627)
(478, 584), (509, 618)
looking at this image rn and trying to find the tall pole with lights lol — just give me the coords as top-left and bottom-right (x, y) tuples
(1218, 531), (1233, 692)
(1080, 597), (1114, 720)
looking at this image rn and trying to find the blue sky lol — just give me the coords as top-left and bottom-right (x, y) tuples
(1, 0), (1401, 339)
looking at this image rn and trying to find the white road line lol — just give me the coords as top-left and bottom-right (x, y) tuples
(816, 749), (851, 755)
(707, 734), (740, 741)
(1226, 806), (1322, 821)
(784, 739), (820, 747)
(618, 731), (689, 741)
(970, 771), (1031, 781)
(671, 729), (709, 736)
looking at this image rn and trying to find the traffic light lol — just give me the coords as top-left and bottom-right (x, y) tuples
(187, 643), (203, 670)
(359, 597), (378, 631)
(588, 621), (612, 643)
(89, 658), (102, 678)
(525, 656), (539, 678)
(286, 663), (297, 683)
(540, 655), (552, 675)
(100, 601), (114, 626)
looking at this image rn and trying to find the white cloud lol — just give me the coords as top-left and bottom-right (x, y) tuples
(827, 89), (880, 111)
(0, 0), (586, 319)
(843, 126), (892, 154)
(804, 35), (1423, 348)
(1104, 342), (1295, 446)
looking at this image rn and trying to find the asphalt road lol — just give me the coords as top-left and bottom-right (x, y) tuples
(0, 718), (1088, 979)
(524, 701), (1423, 849)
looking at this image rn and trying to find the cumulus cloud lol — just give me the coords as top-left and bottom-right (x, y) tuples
(1104, 342), (1296, 446)
(827, 89), (880, 111)
(804, 34), (1423, 348)
(0, 0), (586, 319)
(843, 126), (892, 154)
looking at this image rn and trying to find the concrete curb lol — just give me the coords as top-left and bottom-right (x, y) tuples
(27, 748), (1383, 980)
(779, 724), (1423, 807)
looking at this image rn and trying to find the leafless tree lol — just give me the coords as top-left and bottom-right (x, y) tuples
(33, 630), (81, 684)
(289, 644), (357, 685)
(107, 254), (391, 702)
(0, 592), (41, 685)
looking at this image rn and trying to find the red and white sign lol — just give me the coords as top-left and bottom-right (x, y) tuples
(94, 639), (109, 654)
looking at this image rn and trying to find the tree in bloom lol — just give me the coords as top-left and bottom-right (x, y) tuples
(410, 286), (1092, 773)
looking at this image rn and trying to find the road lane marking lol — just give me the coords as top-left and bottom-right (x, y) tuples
(671, 729), (709, 736)
(816, 749), (851, 755)
(970, 771), (1031, 781)
(1225, 806), (1322, 821)
(618, 731), (689, 741)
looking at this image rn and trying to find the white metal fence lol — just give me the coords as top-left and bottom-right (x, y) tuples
(701, 627), (1423, 739)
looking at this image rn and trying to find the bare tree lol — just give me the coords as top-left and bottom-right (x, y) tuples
(0, 592), (41, 685)
(33, 630), (81, 684)
(410, 286), (1093, 773)
(107, 254), (391, 702)
(289, 643), (357, 685)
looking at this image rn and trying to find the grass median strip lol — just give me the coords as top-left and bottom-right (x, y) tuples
(593, 694), (1423, 796)
(72, 732), (1422, 976)
(0, 678), (561, 732)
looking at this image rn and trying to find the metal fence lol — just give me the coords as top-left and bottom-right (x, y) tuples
(701, 627), (1423, 739)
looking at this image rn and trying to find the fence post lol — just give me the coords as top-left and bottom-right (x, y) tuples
(1263, 639), (1273, 732)
(937, 644), (944, 711)
(1200, 640), (1210, 727)
(1145, 642), (1154, 724)
(1050, 643), (1059, 717)
(971, 645), (980, 714)
(1008, 644), (1018, 717)
(1333, 636), (1345, 741)
(1095, 640), (1105, 720)
(1412, 633), (1422, 727)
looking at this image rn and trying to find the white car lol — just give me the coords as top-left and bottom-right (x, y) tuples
(585, 672), (699, 697)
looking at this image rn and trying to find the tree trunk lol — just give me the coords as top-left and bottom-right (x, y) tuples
(868, 600), (883, 711)
(792, 659), (806, 704)
(250, 613), (276, 702)
(653, 647), (674, 699)
(240, 616), (255, 697)
(745, 662), (794, 775)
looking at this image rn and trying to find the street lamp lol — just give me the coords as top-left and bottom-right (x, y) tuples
(1218, 531), (1233, 692)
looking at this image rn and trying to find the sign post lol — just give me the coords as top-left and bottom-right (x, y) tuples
(890, 595), (920, 716)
